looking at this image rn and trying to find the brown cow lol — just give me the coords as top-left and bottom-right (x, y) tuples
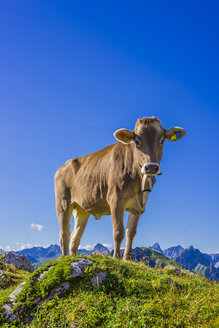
(54, 117), (185, 260)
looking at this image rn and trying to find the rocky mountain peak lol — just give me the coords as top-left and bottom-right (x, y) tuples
(163, 245), (184, 260)
(149, 243), (163, 254)
(93, 243), (109, 254)
(187, 245), (195, 251)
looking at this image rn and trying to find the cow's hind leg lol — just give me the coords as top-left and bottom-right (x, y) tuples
(123, 213), (140, 261)
(69, 207), (90, 256)
(56, 197), (73, 256)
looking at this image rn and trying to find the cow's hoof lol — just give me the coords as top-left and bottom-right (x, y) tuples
(123, 254), (133, 261)
(69, 251), (76, 257)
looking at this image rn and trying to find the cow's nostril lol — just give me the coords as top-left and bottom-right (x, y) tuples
(145, 163), (160, 173)
(148, 165), (157, 170)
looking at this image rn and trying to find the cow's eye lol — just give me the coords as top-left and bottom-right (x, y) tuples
(160, 139), (164, 145)
(135, 139), (141, 147)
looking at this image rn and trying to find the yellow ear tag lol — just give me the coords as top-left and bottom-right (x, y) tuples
(170, 134), (177, 141)
(123, 136), (130, 143)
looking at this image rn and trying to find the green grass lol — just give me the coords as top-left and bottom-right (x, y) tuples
(0, 255), (218, 327)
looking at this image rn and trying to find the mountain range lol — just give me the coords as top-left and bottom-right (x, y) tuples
(13, 243), (109, 263)
(1, 242), (218, 281)
(149, 243), (219, 282)
(149, 243), (219, 266)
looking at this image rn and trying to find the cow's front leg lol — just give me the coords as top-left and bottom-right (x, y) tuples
(69, 208), (90, 256)
(110, 203), (125, 258)
(123, 213), (140, 261)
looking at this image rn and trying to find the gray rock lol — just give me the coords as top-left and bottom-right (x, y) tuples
(8, 281), (26, 303)
(4, 281), (70, 324)
(3, 282), (27, 322)
(70, 262), (84, 277)
(92, 271), (108, 287)
(46, 281), (70, 301)
(90, 251), (103, 256)
(70, 258), (93, 277)
(0, 270), (6, 280)
(2, 303), (18, 323)
(181, 269), (196, 276)
(76, 258), (93, 266)
(35, 266), (53, 281)
(3, 252), (33, 271)
(164, 265), (180, 271)
(164, 265), (195, 276)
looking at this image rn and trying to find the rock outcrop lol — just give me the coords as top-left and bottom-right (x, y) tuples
(70, 258), (93, 277)
(0, 270), (6, 280)
(3, 252), (34, 272)
(92, 271), (108, 287)
(2, 257), (108, 324)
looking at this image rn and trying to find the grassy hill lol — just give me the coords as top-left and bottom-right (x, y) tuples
(131, 247), (185, 269)
(0, 255), (218, 327)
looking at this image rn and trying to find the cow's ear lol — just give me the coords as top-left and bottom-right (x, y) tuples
(165, 127), (186, 142)
(113, 128), (135, 144)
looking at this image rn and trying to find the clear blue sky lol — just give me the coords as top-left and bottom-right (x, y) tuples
(0, 0), (218, 253)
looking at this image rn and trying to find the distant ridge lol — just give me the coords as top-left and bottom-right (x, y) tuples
(18, 244), (61, 263)
(16, 243), (109, 263)
(163, 245), (184, 260)
(149, 243), (184, 260)
(174, 246), (219, 282)
(148, 243), (219, 282)
(1, 242), (218, 282)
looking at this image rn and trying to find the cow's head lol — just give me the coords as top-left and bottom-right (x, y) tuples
(114, 117), (186, 176)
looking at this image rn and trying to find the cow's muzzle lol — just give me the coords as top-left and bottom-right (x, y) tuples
(141, 163), (161, 176)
